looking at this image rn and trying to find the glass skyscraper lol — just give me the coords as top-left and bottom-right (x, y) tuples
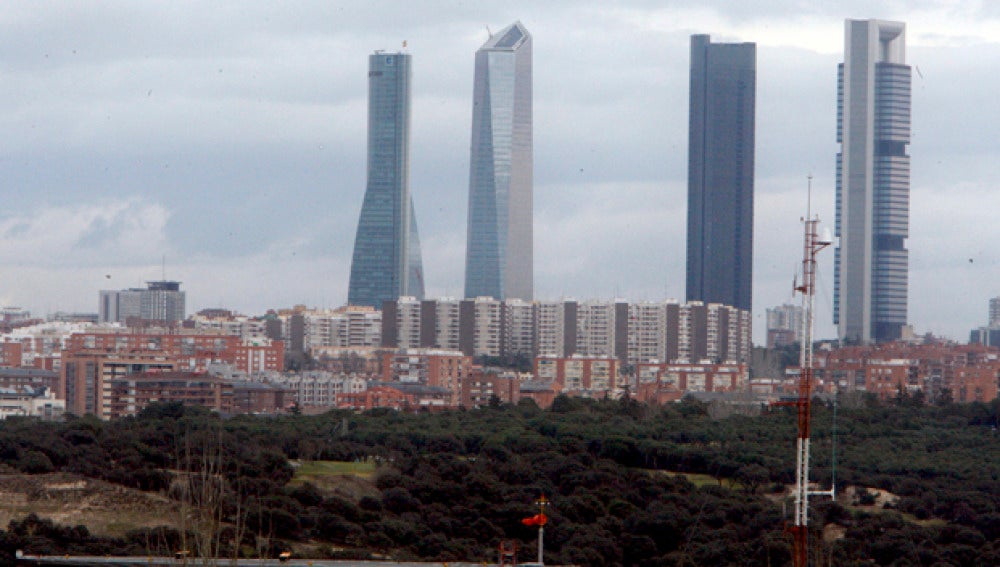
(686, 35), (756, 312)
(464, 21), (533, 301)
(348, 51), (425, 308)
(834, 19), (910, 343)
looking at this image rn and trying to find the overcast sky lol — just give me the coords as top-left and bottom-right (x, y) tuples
(2, 1), (1000, 343)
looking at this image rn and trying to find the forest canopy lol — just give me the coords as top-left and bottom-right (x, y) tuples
(0, 394), (998, 566)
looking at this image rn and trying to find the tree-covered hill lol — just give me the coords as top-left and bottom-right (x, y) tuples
(0, 394), (999, 566)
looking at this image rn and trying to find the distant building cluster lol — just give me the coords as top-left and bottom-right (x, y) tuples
(12, 17), (1000, 418)
(61, 330), (284, 418)
(968, 296), (1000, 347)
(766, 304), (803, 348)
(2, 289), (999, 419)
(787, 341), (1000, 403)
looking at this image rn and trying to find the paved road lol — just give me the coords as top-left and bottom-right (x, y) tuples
(16, 556), (502, 567)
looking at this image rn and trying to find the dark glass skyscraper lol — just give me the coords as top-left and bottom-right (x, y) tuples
(834, 19), (910, 343)
(686, 35), (756, 312)
(348, 51), (425, 308)
(464, 21), (533, 301)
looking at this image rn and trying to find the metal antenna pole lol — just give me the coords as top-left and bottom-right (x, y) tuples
(788, 209), (830, 567)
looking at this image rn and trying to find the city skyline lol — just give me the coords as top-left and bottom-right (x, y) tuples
(685, 34), (756, 312)
(834, 19), (911, 343)
(464, 21), (534, 301)
(347, 51), (425, 308)
(2, 2), (1000, 343)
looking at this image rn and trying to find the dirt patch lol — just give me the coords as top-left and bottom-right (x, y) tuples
(0, 472), (181, 538)
(843, 485), (900, 508)
(823, 523), (847, 542)
(292, 471), (381, 501)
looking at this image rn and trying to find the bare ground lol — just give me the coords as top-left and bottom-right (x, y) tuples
(0, 472), (182, 538)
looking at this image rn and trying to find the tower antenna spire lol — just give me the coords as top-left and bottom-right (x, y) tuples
(783, 178), (835, 567)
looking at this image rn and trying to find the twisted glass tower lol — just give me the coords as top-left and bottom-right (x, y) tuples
(834, 19), (910, 343)
(348, 51), (425, 308)
(464, 21), (533, 301)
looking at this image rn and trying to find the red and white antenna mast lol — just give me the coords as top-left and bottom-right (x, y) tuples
(788, 176), (834, 567)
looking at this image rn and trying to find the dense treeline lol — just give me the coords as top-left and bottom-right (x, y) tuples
(0, 394), (999, 565)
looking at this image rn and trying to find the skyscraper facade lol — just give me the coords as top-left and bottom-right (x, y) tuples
(464, 21), (533, 301)
(834, 19), (910, 343)
(686, 35), (756, 312)
(348, 51), (425, 308)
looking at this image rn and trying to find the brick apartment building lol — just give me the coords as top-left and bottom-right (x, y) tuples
(61, 331), (285, 417)
(381, 349), (473, 401)
(0, 368), (60, 393)
(460, 368), (521, 408)
(104, 372), (290, 419)
(803, 341), (1000, 403)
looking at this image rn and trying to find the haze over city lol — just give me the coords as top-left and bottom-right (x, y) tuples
(3, 1), (999, 342)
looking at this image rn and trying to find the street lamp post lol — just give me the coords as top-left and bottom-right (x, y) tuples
(535, 494), (549, 565)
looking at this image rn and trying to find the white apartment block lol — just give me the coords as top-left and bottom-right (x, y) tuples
(269, 372), (368, 408)
(435, 298), (461, 351)
(576, 300), (616, 358)
(503, 298), (535, 357)
(0, 387), (65, 420)
(628, 301), (668, 366)
(536, 301), (567, 357)
(380, 297), (751, 366)
(395, 297), (422, 349)
(192, 315), (268, 341)
(472, 297), (502, 357)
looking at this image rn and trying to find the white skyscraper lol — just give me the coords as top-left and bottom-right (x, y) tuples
(834, 19), (911, 343)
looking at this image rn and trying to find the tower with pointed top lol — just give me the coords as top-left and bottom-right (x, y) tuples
(464, 21), (533, 301)
(348, 51), (425, 308)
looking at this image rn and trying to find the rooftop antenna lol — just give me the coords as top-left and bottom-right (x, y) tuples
(806, 173), (812, 220)
(486, 24), (492, 38)
(162, 254), (166, 281)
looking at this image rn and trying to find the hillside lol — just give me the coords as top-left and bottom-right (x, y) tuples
(0, 472), (181, 537)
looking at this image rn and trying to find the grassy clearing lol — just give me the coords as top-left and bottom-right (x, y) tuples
(292, 460), (377, 481)
(653, 469), (742, 490)
(289, 461), (381, 500)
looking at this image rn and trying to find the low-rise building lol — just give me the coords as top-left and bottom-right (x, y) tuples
(634, 362), (748, 404)
(0, 368), (60, 393)
(106, 372), (232, 419)
(381, 349), (472, 404)
(0, 387), (64, 420)
(268, 372), (368, 408)
(104, 372), (290, 418)
(460, 368), (521, 408)
(534, 355), (618, 395)
(799, 341), (1000, 403)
